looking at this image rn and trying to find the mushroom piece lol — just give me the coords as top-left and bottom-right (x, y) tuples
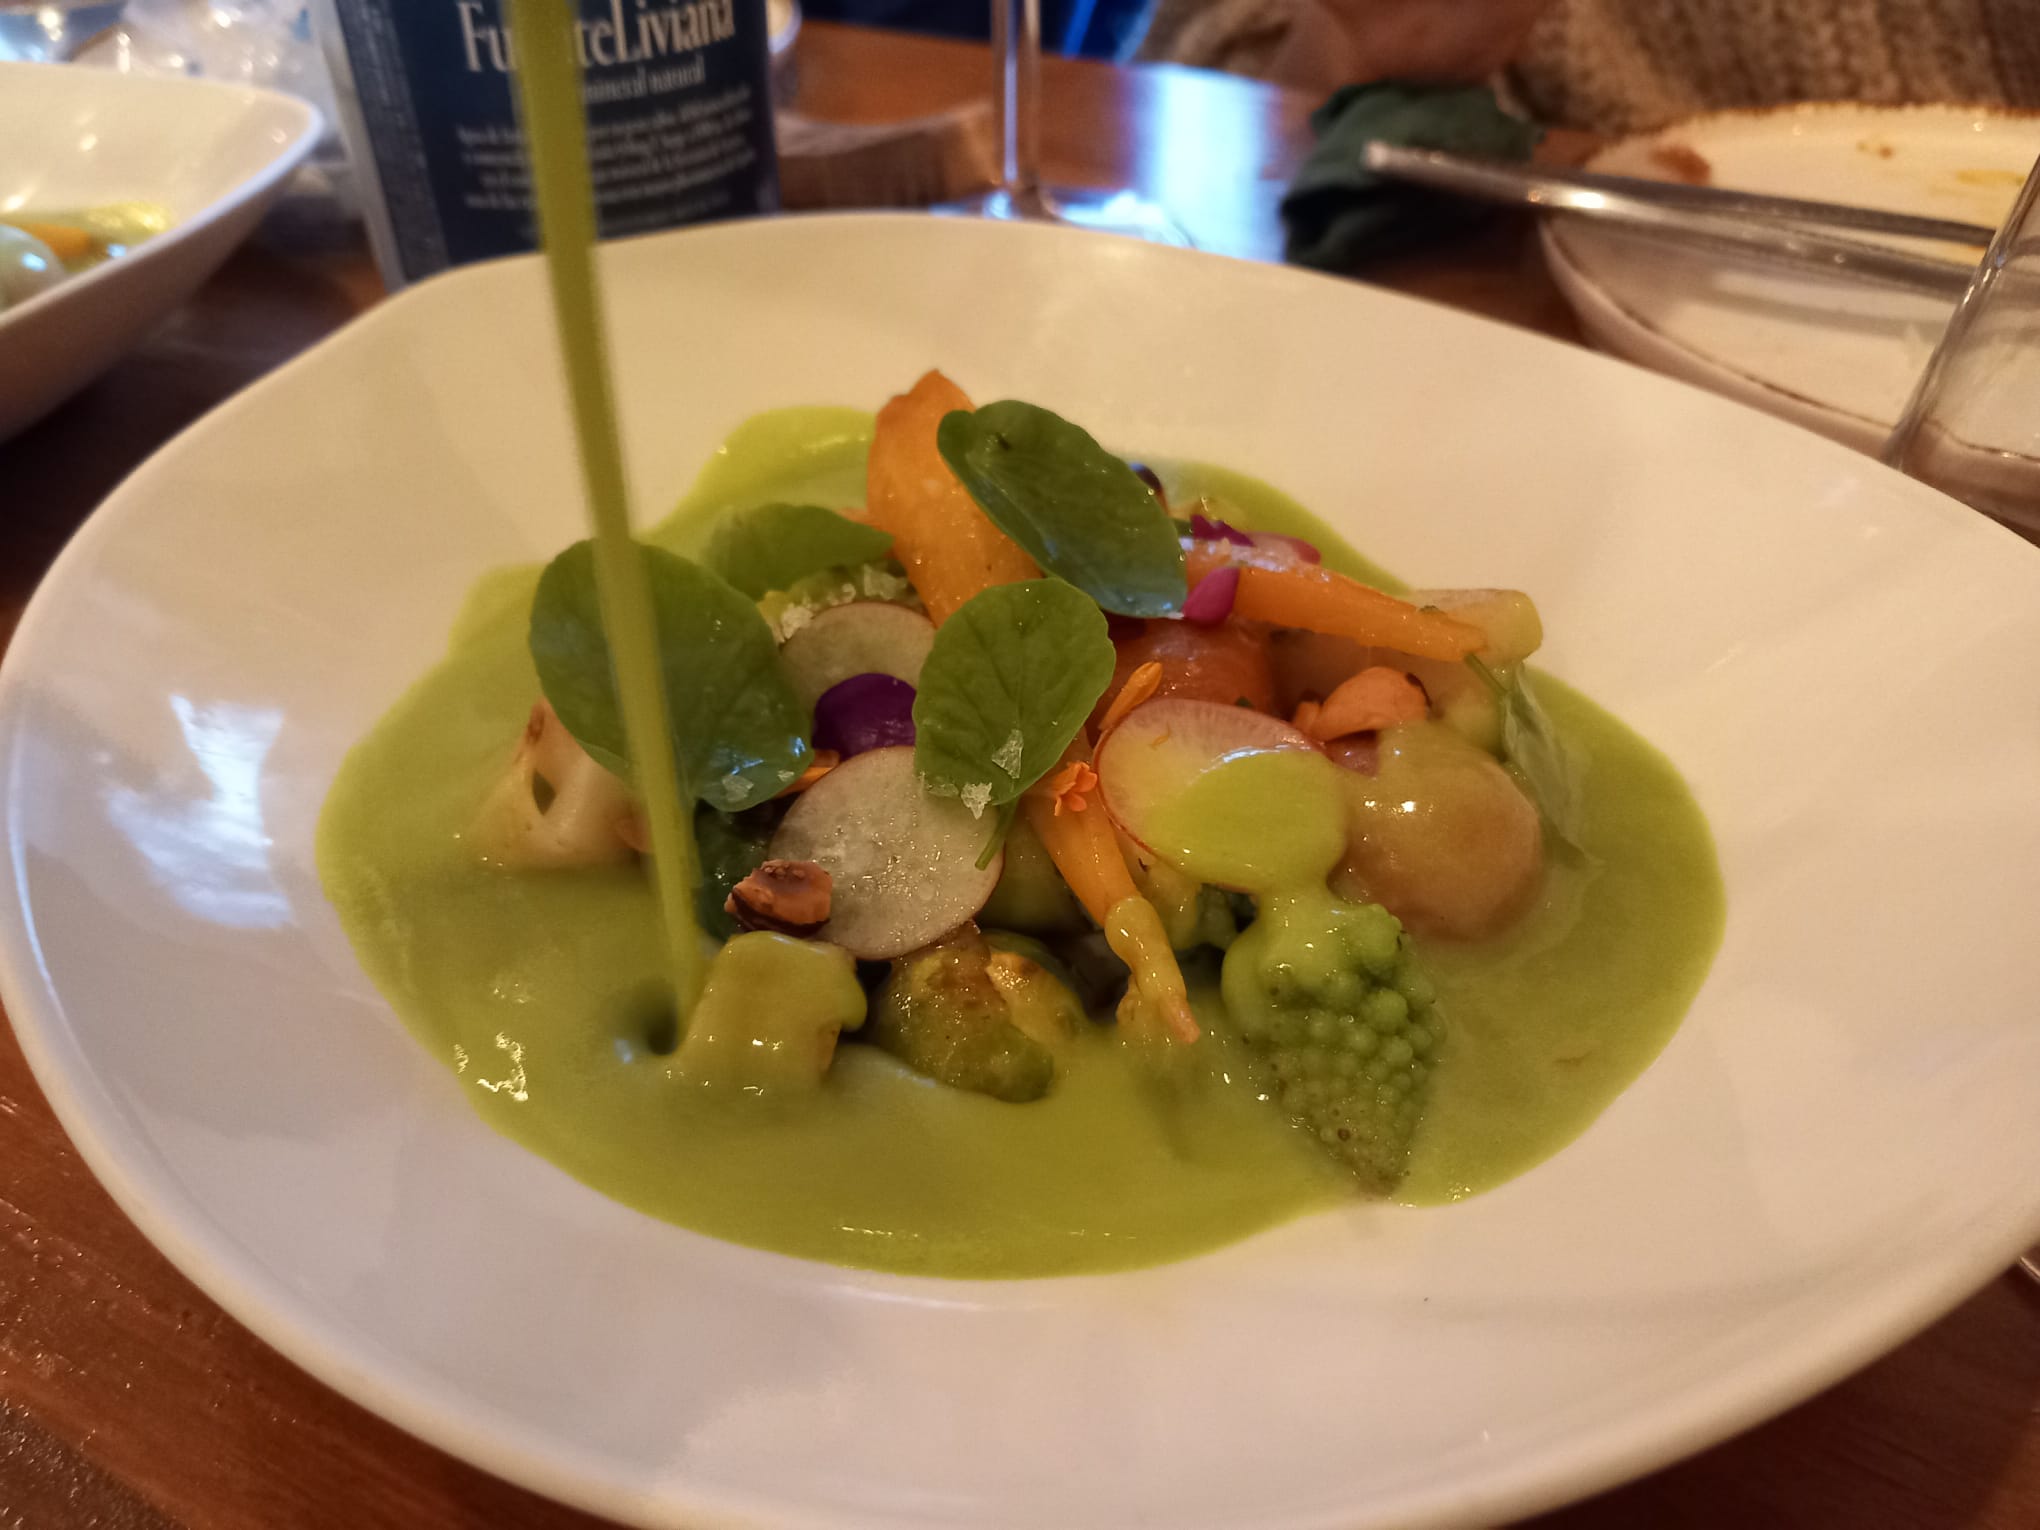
(471, 700), (639, 869)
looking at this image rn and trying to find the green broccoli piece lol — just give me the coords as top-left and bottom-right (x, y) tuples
(1220, 888), (1441, 1194)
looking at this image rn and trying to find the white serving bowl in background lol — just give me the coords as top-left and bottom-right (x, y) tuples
(0, 61), (320, 441)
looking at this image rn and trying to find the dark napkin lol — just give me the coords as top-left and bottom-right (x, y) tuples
(1282, 83), (1542, 272)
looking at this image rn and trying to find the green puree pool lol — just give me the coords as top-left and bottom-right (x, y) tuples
(317, 408), (1724, 1277)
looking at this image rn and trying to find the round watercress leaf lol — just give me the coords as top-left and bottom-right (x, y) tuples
(1467, 656), (1584, 853)
(936, 401), (1188, 618)
(704, 502), (893, 600)
(530, 539), (811, 813)
(913, 579), (1115, 814)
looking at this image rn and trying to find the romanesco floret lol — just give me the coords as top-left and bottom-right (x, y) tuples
(1219, 888), (1441, 1194)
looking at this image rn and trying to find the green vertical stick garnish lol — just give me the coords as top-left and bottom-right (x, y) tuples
(508, 0), (707, 1010)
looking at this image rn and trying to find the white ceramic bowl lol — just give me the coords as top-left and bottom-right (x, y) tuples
(1542, 103), (2040, 452)
(0, 61), (321, 441)
(3, 215), (2039, 1529)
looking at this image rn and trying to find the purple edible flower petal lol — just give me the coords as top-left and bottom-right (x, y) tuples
(1189, 511), (1254, 548)
(1182, 565), (1240, 626)
(813, 673), (917, 757)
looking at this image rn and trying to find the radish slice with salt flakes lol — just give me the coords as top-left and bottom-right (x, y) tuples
(768, 746), (1002, 960)
(777, 602), (934, 709)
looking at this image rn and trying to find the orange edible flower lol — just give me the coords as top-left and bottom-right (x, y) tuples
(1098, 661), (1163, 736)
(1310, 667), (1429, 739)
(1046, 760), (1099, 816)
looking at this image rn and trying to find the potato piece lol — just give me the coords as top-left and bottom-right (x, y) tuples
(865, 370), (1039, 623)
(1333, 720), (1543, 940)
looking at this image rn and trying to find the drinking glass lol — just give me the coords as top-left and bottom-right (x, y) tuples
(1887, 148), (2040, 1286)
(940, 0), (1191, 245)
(1882, 150), (2040, 539)
(0, 0), (127, 62)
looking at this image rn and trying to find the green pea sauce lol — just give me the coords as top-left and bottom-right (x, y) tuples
(1141, 750), (1349, 893)
(318, 407), (1723, 1275)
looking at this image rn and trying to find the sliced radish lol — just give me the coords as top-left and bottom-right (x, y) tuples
(1094, 698), (1320, 864)
(767, 745), (1002, 959)
(777, 602), (935, 710)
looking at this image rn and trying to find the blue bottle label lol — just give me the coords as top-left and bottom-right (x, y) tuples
(327, 0), (779, 283)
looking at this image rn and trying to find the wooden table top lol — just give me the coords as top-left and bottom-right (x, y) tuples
(0, 20), (2034, 1530)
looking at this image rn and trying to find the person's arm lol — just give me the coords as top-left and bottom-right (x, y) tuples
(1304, 0), (1557, 83)
(1138, 0), (1557, 96)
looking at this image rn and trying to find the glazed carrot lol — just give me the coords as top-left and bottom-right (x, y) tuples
(1022, 787), (1137, 923)
(1310, 667), (1428, 739)
(1184, 543), (1483, 661)
(865, 370), (1039, 622)
(1022, 781), (1198, 1045)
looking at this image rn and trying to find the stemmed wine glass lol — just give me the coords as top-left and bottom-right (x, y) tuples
(1878, 147), (2040, 1285)
(1882, 148), (2040, 537)
(940, 0), (1192, 245)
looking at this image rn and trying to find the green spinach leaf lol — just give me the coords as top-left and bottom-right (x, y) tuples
(1469, 656), (1584, 851)
(530, 539), (811, 813)
(937, 402), (1187, 617)
(705, 502), (893, 599)
(913, 580), (1115, 814)
(693, 804), (775, 938)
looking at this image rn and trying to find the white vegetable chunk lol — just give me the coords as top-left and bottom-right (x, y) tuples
(471, 700), (637, 869)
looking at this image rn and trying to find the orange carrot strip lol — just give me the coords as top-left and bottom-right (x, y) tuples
(1022, 785), (1138, 924)
(864, 371), (1039, 623)
(1098, 661), (1163, 736)
(1184, 542), (1484, 660)
(1022, 782), (1197, 1044)
(1311, 667), (1428, 739)
(773, 748), (841, 799)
